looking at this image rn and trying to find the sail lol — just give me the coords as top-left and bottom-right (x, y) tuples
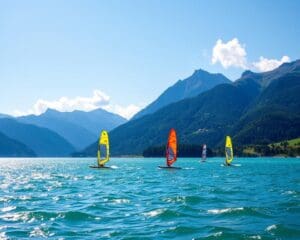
(225, 136), (233, 164)
(202, 144), (207, 161)
(166, 128), (177, 166)
(97, 130), (110, 166)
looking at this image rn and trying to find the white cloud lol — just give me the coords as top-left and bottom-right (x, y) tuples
(13, 89), (142, 120)
(252, 55), (290, 72)
(212, 38), (247, 69)
(211, 38), (290, 72)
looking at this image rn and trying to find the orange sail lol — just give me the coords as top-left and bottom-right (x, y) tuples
(166, 128), (177, 166)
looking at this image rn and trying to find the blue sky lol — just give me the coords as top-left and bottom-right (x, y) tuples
(0, 0), (299, 118)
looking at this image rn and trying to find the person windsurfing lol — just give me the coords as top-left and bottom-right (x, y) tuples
(201, 144), (207, 162)
(225, 136), (233, 166)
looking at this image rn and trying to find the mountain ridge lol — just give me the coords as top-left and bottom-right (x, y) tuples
(18, 107), (127, 150)
(0, 118), (76, 157)
(132, 69), (231, 119)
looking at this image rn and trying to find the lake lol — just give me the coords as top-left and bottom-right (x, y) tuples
(0, 157), (299, 239)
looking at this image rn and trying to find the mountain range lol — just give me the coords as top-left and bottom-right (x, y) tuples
(0, 118), (75, 157)
(0, 108), (126, 157)
(18, 108), (126, 150)
(80, 60), (300, 156)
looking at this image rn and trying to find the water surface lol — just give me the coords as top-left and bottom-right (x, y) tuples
(0, 157), (299, 239)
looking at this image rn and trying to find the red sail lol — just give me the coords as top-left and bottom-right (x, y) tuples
(166, 128), (177, 166)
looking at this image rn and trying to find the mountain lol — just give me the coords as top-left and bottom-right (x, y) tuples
(0, 118), (75, 156)
(18, 108), (127, 150)
(51, 108), (127, 135)
(0, 131), (36, 157)
(80, 60), (300, 156)
(236, 60), (300, 88)
(232, 71), (300, 145)
(132, 69), (230, 119)
(0, 113), (11, 119)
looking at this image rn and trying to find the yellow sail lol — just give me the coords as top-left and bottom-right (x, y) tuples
(97, 130), (110, 166)
(225, 136), (233, 165)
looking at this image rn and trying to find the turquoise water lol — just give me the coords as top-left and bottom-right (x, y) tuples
(0, 157), (299, 239)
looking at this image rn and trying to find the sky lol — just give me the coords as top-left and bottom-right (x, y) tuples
(0, 0), (299, 119)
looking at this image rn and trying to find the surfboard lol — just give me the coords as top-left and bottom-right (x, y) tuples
(221, 163), (231, 167)
(221, 163), (240, 167)
(158, 166), (182, 169)
(89, 165), (112, 169)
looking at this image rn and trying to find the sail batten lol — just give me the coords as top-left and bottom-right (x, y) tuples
(225, 136), (233, 165)
(97, 130), (110, 166)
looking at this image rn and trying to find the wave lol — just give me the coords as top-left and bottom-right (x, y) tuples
(163, 195), (204, 204)
(111, 199), (130, 204)
(31, 173), (52, 180)
(249, 235), (262, 239)
(84, 175), (94, 180)
(282, 190), (297, 195)
(29, 226), (49, 238)
(142, 209), (165, 217)
(1, 206), (16, 212)
(213, 231), (222, 237)
(0, 212), (30, 222)
(1, 210), (93, 223)
(163, 196), (186, 203)
(164, 225), (200, 235)
(0, 231), (8, 240)
(63, 211), (95, 221)
(266, 224), (277, 232)
(207, 207), (244, 214)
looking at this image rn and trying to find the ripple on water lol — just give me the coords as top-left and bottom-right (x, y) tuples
(143, 209), (165, 218)
(162, 195), (204, 205)
(84, 175), (94, 180)
(0, 212), (30, 222)
(249, 235), (262, 239)
(266, 224), (277, 232)
(163, 225), (200, 235)
(207, 207), (244, 215)
(1, 206), (16, 212)
(264, 223), (300, 238)
(19, 195), (31, 201)
(282, 190), (297, 196)
(0, 231), (8, 240)
(0, 157), (299, 239)
(111, 199), (130, 204)
(29, 226), (49, 238)
(62, 211), (96, 221)
(206, 207), (273, 219)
